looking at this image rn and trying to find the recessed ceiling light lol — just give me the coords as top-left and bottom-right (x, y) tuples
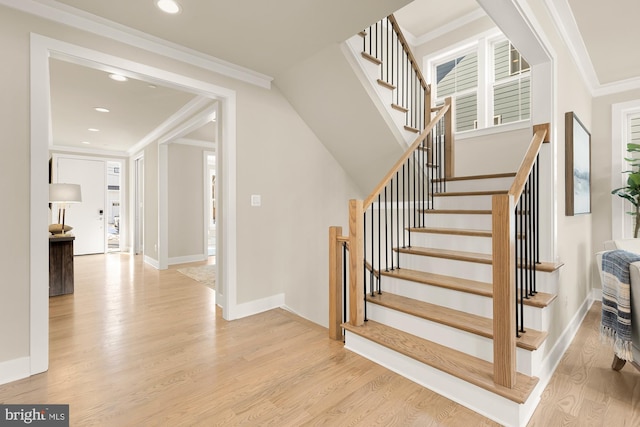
(94, 107), (110, 113)
(148, 84), (157, 89)
(81, 141), (91, 145)
(109, 73), (128, 82)
(88, 128), (100, 132)
(156, 0), (181, 14)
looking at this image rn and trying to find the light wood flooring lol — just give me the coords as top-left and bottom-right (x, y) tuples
(0, 253), (639, 426)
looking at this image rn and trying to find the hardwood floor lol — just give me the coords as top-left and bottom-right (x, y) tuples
(0, 253), (638, 426)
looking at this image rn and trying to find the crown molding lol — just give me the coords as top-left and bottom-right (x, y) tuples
(408, 9), (488, 46)
(49, 144), (129, 158)
(543, 0), (600, 95)
(128, 96), (213, 155)
(174, 138), (216, 149)
(158, 104), (217, 145)
(0, 0), (273, 89)
(593, 76), (640, 98)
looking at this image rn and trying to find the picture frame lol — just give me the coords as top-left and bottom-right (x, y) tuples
(565, 111), (591, 215)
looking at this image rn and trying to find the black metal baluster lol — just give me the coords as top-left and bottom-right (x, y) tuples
(384, 186), (389, 272)
(390, 178), (394, 270)
(396, 170), (400, 268)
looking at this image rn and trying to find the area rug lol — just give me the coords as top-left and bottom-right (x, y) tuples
(177, 264), (216, 290)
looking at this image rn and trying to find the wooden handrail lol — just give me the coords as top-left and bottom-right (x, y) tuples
(387, 15), (429, 93)
(363, 103), (450, 210)
(508, 123), (550, 198)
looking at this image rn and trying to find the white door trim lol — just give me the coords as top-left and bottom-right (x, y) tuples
(30, 33), (238, 376)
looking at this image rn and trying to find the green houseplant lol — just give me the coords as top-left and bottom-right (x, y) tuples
(612, 143), (640, 238)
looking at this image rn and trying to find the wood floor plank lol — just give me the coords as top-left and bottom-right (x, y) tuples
(0, 254), (636, 426)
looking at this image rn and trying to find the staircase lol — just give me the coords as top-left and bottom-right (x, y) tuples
(329, 15), (562, 427)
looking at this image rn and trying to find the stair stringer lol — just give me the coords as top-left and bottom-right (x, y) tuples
(345, 332), (543, 427)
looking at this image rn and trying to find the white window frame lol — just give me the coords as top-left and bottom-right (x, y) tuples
(612, 100), (640, 240)
(424, 29), (531, 137)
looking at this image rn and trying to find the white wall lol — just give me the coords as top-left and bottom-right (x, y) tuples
(168, 143), (205, 261)
(0, 3), (361, 379)
(456, 127), (531, 176)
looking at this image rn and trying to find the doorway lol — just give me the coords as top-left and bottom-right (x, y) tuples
(52, 154), (125, 255)
(31, 35), (239, 376)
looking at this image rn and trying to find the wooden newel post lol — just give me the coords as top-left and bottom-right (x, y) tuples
(492, 194), (516, 388)
(444, 96), (455, 178)
(349, 200), (365, 326)
(329, 226), (343, 340)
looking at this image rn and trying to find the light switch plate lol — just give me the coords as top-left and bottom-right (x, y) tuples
(251, 195), (261, 207)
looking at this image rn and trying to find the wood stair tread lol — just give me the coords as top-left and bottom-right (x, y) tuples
(391, 103), (408, 113)
(342, 319), (539, 403)
(366, 292), (547, 351)
(433, 190), (508, 197)
(433, 172), (516, 183)
(379, 268), (556, 308)
(395, 246), (564, 273)
(395, 246), (492, 264)
(404, 125), (419, 133)
(409, 227), (491, 237)
(421, 209), (492, 215)
(377, 79), (396, 90)
(361, 51), (381, 65)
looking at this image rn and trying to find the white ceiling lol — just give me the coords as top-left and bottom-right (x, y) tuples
(28, 0), (640, 154)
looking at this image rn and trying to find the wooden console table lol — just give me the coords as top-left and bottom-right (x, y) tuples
(49, 235), (74, 297)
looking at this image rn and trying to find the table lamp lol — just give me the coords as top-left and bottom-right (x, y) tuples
(49, 183), (82, 235)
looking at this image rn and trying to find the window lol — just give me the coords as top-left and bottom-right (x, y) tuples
(493, 41), (530, 125)
(631, 113), (640, 145)
(435, 52), (478, 132)
(431, 36), (531, 133)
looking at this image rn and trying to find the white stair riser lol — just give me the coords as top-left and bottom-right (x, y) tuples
(409, 232), (492, 253)
(344, 332), (542, 427)
(390, 252), (557, 295)
(441, 177), (513, 192)
(423, 213), (492, 229)
(366, 303), (539, 375)
(433, 194), (493, 210)
(379, 275), (549, 330)
(398, 252), (493, 282)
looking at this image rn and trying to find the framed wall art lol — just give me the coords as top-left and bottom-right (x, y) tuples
(565, 111), (591, 215)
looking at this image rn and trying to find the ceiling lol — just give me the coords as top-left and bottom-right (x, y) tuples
(27, 0), (640, 154)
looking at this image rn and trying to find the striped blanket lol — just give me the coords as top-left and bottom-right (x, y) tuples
(601, 250), (640, 362)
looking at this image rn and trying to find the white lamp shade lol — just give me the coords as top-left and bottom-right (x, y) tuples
(49, 183), (82, 203)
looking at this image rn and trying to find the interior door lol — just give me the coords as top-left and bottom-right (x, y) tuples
(56, 157), (106, 255)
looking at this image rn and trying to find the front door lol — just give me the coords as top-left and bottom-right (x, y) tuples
(56, 157), (106, 255)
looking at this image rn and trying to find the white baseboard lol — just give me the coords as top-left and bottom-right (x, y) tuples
(227, 293), (285, 320)
(168, 254), (208, 265)
(143, 255), (159, 269)
(591, 287), (602, 301)
(0, 357), (30, 386)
